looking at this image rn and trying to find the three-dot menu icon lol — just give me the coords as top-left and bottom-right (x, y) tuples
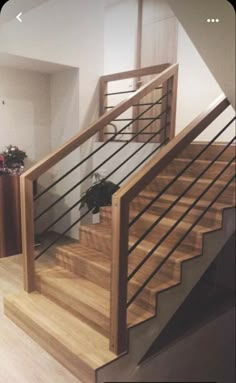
(207, 19), (219, 22)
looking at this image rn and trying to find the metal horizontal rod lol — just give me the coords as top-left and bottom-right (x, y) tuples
(34, 91), (170, 203)
(36, 128), (167, 255)
(129, 117), (236, 228)
(101, 126), (167, 186)
(114, 117), (160, 121)
(128, 153), (235, 283)
(127, 170), (235, 307)
(35, 207), (93, 260)
(128, 135), (236, 255)
(104, 132), (161, 135)
(34, 99), (168, 222)
(117, 139), (168, 186)
(105, 87), (163, 96)
(40, 124), (166, 235)
(105, 89), (137, 96)
(105, 102), (162, 109)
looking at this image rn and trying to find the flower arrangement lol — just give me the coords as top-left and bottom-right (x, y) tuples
(0, 145), (27, 175)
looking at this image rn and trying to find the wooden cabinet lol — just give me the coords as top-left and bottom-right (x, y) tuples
(0, 175), (22, 257)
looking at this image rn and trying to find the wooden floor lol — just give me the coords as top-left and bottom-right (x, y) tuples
(0, 254), (81, 383)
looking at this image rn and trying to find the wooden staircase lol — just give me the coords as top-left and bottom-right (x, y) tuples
(3, 64), (235, 382)
(4, 142), (235, 383)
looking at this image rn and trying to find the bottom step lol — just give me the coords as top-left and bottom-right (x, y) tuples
(4, 291), (117, 383)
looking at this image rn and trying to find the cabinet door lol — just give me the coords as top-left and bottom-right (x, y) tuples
(0, 176), (21, 257)
(0, 177), (6, 258)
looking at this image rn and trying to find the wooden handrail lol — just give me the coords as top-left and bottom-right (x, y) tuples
(101, 63), (170, 82)
(110, 94), (230, 354)
(19, 63), (179, 350)
(22, 64), (178, 182)
(113, 95), (229, 204)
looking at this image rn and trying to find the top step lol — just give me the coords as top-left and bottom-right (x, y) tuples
(179, 143), (235, 162)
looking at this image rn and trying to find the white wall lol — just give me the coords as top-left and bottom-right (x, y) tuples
(168, 0), (235, 108)
(0, 66), (50, 163)
(104, 0), (137, 74)
(0, 0), (104, 132)
(0, 0), (105, 238)
(48, 69), (80, 238)
(176, 23), (235, 142)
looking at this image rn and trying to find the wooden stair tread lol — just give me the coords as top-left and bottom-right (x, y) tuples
(37, 265), (154, 329)
(139, 191), (235, 210)
(128, 235), (201, 264)
(154, 174), (233, 186)
(128, 208), (222, 234)
(80, 222), (206, 264)
(174, 158), (232, 166)
(56, 243), (110, 270)
(4, 291), (116, 369)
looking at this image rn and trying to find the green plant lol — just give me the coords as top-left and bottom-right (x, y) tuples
(80, 175), (119, 214)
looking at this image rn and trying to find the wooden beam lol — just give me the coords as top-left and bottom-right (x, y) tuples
(22, 64), (178, 181)
(101, 64), (171, 82)
(110, 196), (129, 354)
(20, 177), (35, 292)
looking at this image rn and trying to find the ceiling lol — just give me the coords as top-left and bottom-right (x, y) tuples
(0, 0), (50, 24)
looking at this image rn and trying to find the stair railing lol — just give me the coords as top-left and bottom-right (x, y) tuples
(99, 63), (171, 142)
(20, 63), (178, 294)
(110, 95), (235, 354)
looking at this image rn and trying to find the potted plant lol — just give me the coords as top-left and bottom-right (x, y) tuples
(80, 173), (119, 214)
(0, 145), (27, 175)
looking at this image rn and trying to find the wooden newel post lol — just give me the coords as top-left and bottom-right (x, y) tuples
(99, 78), (108, 142)
(110, 195), (129, 355)
(167, 66), (178, 140)
(20, 176), (35, 292)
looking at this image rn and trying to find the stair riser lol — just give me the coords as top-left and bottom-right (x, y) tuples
(80, 228), (182, 280)
(55, 249), (111, 290)
(36, 277), (110, 338)
(56, 245), (157, 311)
(79, 229), (181, 311)
(130, 199), (221, 227)
(179, 144), (235, 162)
(129, 220), (203, 250)
(147, 178), (235, 204)
(99, 209), (211, 249)
(100, 203), (220, 228)
(4, 300), (95, 383)
(164, 160), (235, 181)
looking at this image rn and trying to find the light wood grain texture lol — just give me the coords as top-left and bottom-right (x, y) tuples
(101, 64), (170, 83)
(99, 77), (108, 141)
(180, 142), (236, 162)
(20, 177), (35, 292)
(167, 68), (178, 140)
(22, 64), (177, 182)
(113, 95), (229, 203)
(110, 196), (129, 354)
(0, 255), (82, 383)
(160, 80), (169, 144)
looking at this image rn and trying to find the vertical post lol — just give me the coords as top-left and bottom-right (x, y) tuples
(110, 195), (129, 355)
(20, 176), (35, 292)
(167, 67), (178, 140)
(99, 77), (108, 142)
(160, 80), (169, 144)
(132, 0), (143, 140)
(0, 176), (6, 258)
